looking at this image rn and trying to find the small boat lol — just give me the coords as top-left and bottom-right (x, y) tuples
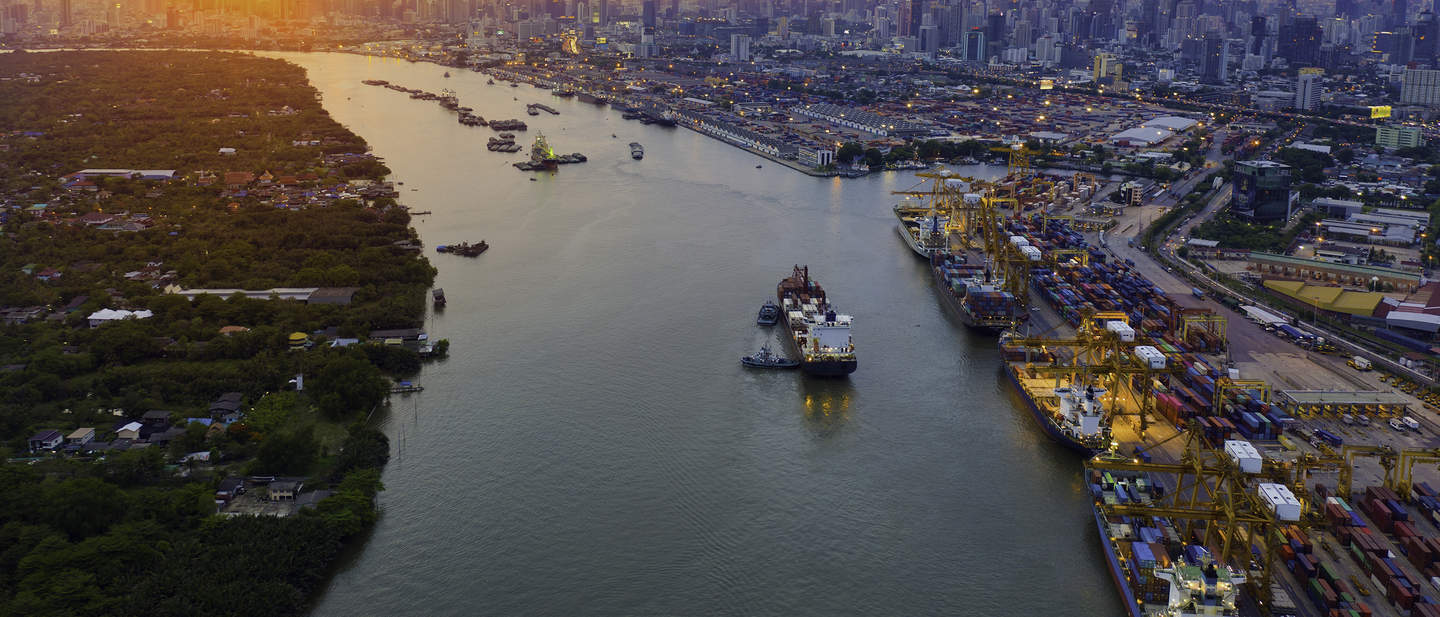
(757, 300), (780, 326)
(741, 345), (800, 369)
(487, 79), (495, 85)
(612, 134), (617, 138)
(511, 83), (519, 88)
(756, 165), (763, 169)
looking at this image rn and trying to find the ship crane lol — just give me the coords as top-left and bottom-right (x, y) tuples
(891, 170), (984, 248)
(1004, 310), (1181, 438)
(1086, 424), (1309, 615)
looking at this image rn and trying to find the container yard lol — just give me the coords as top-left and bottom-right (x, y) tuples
(957, 183), (1440, 617)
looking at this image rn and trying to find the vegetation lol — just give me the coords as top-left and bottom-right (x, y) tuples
(1191, 212), (1323, 253)
(0, 52), (417, 613)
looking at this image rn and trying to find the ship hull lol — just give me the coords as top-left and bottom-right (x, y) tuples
(576, 93), (604, 104)
(1003, 365), (1105, 455)
(895, 224), (939, 259)
(1093, 500), (1147, 617)
(931, 267), (1006, 335)
(777, 330), (857, 376)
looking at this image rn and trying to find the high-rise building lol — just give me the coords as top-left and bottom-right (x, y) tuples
(61, 0), (72, 27)
(1294, 68), (1322, 110)
(1416, 11), (1439, 63)
(1376, 125), (1424, 149)
(1200, 31), (1227, 81)
(642, 0), (654, 27)
(1401, 68), (1440, 106)
(1232, 160), (1297, 224)
(962, 27), (986, 60)
(731, 33), (750, 59)
(907, 0), (923, 36)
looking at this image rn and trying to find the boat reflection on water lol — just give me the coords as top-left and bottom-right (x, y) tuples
(799, 379), (853, 437)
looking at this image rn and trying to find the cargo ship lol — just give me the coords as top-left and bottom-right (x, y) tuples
(931, 253), (1016, 333)
(776, 265), (856, 377)
(893, 202), (948, 258)
(1088, 467), (1247, 617)
(577, 92), (605, 104)
(999, 332), (1114, 454)
(629, 142), (644, 159)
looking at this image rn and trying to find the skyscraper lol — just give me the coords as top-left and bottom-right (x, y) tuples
(1201, 31), (1228, 82)
(1294, 68), (1322, 110)
(962, 27), (986, 60)
(731, 33), (750, 60)
(642, 0), (655, 27)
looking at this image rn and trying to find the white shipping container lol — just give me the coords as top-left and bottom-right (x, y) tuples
(1009, 235), (1030, 248)
(1105, 321), (1136, 342)
(1228, 368), (1241, 381)
(1223, 440), (1262, 473)
(1257, 482), (1301, 521)
(1134, 346), (1167, 369)
(1021, 246), (1043, 261)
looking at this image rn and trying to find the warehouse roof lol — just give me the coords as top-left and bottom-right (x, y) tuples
(1141, 116), (1199, 131)
(1278, 390), (1412, 405)
(1263, 280), (1386, 316)
(1110, 127), (1174, 146)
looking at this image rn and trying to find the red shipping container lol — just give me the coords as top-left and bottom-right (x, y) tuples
(1396, 584), (1416, 610)
(1279, 545), (1296, 563)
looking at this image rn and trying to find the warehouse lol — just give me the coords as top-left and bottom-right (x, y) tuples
(1109, 127), (1174, 147)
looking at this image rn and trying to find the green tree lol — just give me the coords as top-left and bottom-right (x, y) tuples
(253, 424), (320, 475)
(309, 353), (389, 420)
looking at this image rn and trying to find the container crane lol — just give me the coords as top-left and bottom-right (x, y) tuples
(1086, 423), (1307, 614)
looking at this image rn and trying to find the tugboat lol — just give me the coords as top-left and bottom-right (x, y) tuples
(629, 142), (644, 159)
(444, 71), (450, 78)
(756, 300), (780, 326)
(741, 345), (800, 369)
(487, 78), (495, 85)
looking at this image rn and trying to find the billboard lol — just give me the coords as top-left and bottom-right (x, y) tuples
(1039, 79), (1054, 90)
(1370, 106), (1392, 119)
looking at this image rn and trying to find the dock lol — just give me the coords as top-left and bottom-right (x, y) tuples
(391, 384), (424, 393)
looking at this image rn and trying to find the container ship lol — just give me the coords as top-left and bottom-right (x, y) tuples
(1089, 467), (1250, 617)
(776, 265), (856, 377)
(893, 202), (948, 259)
(931, 253), (1017, 333)
(998, 342), (1115, 455)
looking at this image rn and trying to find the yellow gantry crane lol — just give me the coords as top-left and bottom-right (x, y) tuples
(890, 170), (985, 249)
(1003, 310), (1182, 437)
(1086, 423), (1303, 614)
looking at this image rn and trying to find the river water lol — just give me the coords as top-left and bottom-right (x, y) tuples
(269, 53), (1122, 616)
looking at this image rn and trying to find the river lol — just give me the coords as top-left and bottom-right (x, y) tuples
(265, 52), (1122, 616)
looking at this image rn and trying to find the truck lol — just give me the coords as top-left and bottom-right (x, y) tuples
(1192, 287), (1206, 300)
(1348, 356), (1372, 371)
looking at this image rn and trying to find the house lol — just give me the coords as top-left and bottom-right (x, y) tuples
(63, 295), (89, 313)
(28, 429), (64, 452)
(218, 147), (237, 155)
(209, 399), (242, 416)
(224, 171), (255, 188)
(77, 212), (115, 226)
(149, 426), (186, 445)
(88, 308), (153, 328)
(67, 427), (95, 445)
(219, 411), (242, 426)
(116, 421), (143, 440)
(268, 481), (302, 501)
(216, 477), (246, 505)
(186, 418), (214, 428)
(34, 268), (62, 282)
(140, 410), (172, 426)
